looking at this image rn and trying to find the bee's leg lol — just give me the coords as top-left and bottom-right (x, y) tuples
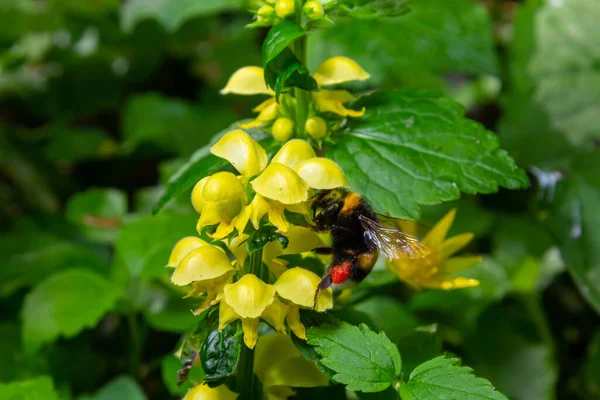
(314, 273), (332, 309)
(312, 247), (333, 255)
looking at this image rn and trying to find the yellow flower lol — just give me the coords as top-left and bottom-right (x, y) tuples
(220, 56), (369, 128)
(192, 171), (249, 239)
(183, 383), (237, 400)
(168, 239), (236, 313)
(254, 333), (329, 399)
(387, 209), (481, 290)
(219, 274), (279, 349)
(209, 132), (347, 233)
(274, 267), (333, 340)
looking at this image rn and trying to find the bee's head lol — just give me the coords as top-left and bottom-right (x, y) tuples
(310, 188), (349, 230)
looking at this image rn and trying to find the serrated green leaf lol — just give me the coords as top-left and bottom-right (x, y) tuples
(262, 22), (305, 67)
(115, 212), (197, 278)
(201, 321), (242, 381)
(120, 0), (242, 32)
(246, 225), (289, 254)
(79, 376), (147, 400)
(399, 356), (508, 400)
(307, 322), (401, 392)
(0, 376), (58, 400)
(21, 269), (121, 354)
(152, 123), (270, 215)
(529, 0), (600, 146)
(327, 90), (528, 219)
(310, 0), (498, 84)
(546, 150), (600, 315)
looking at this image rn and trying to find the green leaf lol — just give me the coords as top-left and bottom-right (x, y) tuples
(264, 48), (318, 100)
(307, 322), (401, 392)
(529, 0), (600, 146)
(201, 321), (242, 381)
(79, 376), (147, 400)
(65, 188), (127, 243)
(466, 303), (557, 400)
(399, 356), (508, 400)
(152, 123), (271, 215)
(395, 325), (443, 377)
(246, 225), (289, 254)
(21, 269), (121, 354)
(161, 354), (205, 397)
(310, 0), (498, 84)
(334, 0), (411, 19)
(0, 376), (58, 400)
(546, 150), (600, 314)
(115, 212), (197, 278)
(327, 90), (528, 218)
(0, 323), (48, 382)
(352, 296), (419, 344)
(143, 294), (197, 333)
(262, 22), (305, 67)
(580, 331), (600, 398)
(45, 127), (117, 163)
(120, 0), (242, 33)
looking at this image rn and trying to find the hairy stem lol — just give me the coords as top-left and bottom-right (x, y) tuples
(294, 0), (309, 137)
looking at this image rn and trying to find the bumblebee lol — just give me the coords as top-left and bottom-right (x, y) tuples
(310, 188), (429, 301)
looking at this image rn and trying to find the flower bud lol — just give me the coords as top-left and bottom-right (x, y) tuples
(203, 172), (245, 203)
(272, 117), (294, 142)
(305, 116), (327, 139)
(257, 4), (275, 17)
(275, 0), (295, 18)
(303, 1), (324, 20)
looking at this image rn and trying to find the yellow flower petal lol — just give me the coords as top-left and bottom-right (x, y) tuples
(197, 200), (242, 230)
(313, 90), (365, 117)
(248, 194), (289, 232)
(263, 356), (329, 395)
(314, 56), (370, 87)
(251, 163), (309, 204)
(167, 236), (209, 268)
(270, 139), (316, 170)
(209, 218), (237, 240)
(191, 177), (209, 214)
(287, 305), (306, 340)
(439, 233), (474, 259)
(242, 318), (260, 349)
(203, 172), (246, 203)
(423, 209), (456, 247)
(183, 383), (238, 400)
(238, 98), (279, 129)
(171, 246), (234, 286)
(281, 226), (326, 255)
(437, 277), (480, 290)
(228, 233), (249, 270)
(261, 297), (288, 333)
(223, 274), (276, 318)
(295, 158), (348, 189)
(211, 130), (268, 180)
(274, 267), (333, 311)
(219, 300), (239, 330)
(254, 333), (298, 382)
(220, 66), (273, 95)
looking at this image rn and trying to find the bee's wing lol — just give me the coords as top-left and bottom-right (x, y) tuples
(358, 214), (430, 260)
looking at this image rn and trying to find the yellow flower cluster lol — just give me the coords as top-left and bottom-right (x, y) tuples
(192, 129), (347, 239)
(221, 56), (370, 141)
(387, 209), (481, 290)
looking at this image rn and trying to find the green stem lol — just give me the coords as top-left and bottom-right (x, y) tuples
(127, 313), (143, 377)
(294, 0), (309, 137)
(236, 248), (263, 398)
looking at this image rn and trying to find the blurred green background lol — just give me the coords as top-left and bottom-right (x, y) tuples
(1, 0), (599, 399)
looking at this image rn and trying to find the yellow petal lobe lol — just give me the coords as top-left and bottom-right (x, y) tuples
(313, 90), (366, 117)
(171, 246), (233, 286)
(423, 209), (456, 247)
(211, 130), (268, 180)
(203, 171), (245, 202)
(220, 66), (273, 95)
(287, 305), (306, 340)
(241, 318), (260, 349)
(167, 236), (208, 268)
(223, 274), (276, 318)
(251, 163), (309, 204)
(271, 139), (317, 169)
(183, 383), (238, 400)
(261, 297), (288, 333)
(295, 158), (348, 189)
(314, 56), (370, 87)
(274, 267), (333, 311)
(191, 177), (209, 214)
